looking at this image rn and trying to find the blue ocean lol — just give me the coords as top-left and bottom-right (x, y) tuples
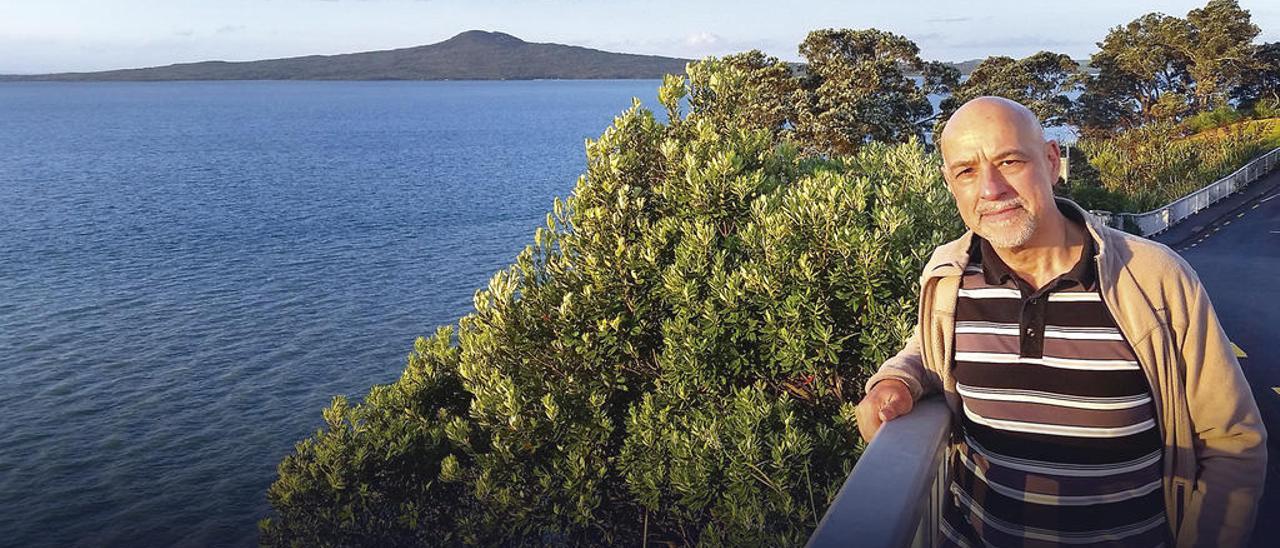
(0, 80), (664, 547)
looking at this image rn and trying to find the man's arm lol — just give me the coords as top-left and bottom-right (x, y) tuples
(864, 326), (930, 401)
(1175, 269), (1268, 547)
(856, 328), (935, 442)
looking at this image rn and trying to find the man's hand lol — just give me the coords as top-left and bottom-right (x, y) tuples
(855, 379), (914, 443)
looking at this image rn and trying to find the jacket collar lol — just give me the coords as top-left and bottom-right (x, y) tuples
(920, 197), (1115, 284)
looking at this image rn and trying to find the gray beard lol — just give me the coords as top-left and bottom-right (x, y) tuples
(979, 211), (1038, 248)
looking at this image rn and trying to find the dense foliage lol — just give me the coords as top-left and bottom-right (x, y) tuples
(938, 52), (1080, 132)
(792, 29), (956, 155)
(1041, 0), (1277, 215)
(261, 58), (962, 546)
(1072, 0), (1261, 134)
(1231, 41), (1280, 114)
(1063, 120), (1274, 212)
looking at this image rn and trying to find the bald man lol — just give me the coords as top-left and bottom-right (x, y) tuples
(856, 97), (1266, 547)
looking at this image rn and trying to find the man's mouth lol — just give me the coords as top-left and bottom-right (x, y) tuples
(981, 204), (1022, 220)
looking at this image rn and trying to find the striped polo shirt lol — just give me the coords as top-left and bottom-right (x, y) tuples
(940, 229), (1168, 547)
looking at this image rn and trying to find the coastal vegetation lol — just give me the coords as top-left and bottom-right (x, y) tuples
(261, 59), (963, 545)
(262, 1), (1279, 545)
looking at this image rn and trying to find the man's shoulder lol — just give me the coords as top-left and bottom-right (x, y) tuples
(920, 232), (975, 278)
(1090, 223), (1210, 316)
(1098, 223), (1199, 282)
(1057, 196), (1201, 285)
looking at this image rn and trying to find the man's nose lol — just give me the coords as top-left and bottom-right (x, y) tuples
(979, 166), (1013, 201)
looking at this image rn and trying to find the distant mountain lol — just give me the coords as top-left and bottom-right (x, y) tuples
(0, 31), (694, 81)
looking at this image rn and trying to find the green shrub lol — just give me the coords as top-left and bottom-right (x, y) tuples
(1057, 183), (1135, 214)
(1183, 104), (1245, 133)
(261, 61), (962, 546)
(1252, 98), (1280, 120)
(1074, 120), (1269, 212)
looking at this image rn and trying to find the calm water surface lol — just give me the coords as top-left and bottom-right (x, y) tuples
(0, 80), (662, 547)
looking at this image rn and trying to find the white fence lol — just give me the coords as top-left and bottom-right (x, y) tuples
(1094, 147), (1280, 236)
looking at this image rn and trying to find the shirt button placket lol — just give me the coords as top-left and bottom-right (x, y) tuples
(1022, 293), (1046, 357)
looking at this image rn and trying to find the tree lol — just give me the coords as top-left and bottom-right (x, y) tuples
(1181, 0), (1260, 110)
(920, 61), (962, 99)
(1076, 0), (1262, 133)
(261, 60), (963, 546)
(792, 29), (941, 155)
(1231, 42), (1280, 112)
(1070, 87), (1137, 138)
(1077, 12), (1194, 132)
(684, 50), (800, 137)
(938, 51), (1079, 130)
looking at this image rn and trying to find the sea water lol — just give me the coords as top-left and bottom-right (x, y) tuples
(0, 80), (662, 547)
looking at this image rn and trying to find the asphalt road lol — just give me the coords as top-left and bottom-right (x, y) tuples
(1157, 174), (1280, 546)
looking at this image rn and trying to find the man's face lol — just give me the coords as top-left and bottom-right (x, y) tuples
(939, 106), (1060, 249)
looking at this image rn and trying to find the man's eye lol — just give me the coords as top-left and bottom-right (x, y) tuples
(1000, 159), (1023, 166)
(956, 168), (973, 177)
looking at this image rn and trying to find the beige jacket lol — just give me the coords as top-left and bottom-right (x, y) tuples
(866, 198), (1267, 547)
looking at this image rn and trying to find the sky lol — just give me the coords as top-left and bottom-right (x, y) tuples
(2, 0), (1278, 74)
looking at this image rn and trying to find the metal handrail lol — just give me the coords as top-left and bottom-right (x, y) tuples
(807, 397), (952, 548)
(1096, 147), (1280, 236)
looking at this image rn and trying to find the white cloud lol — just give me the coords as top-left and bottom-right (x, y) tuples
(684, 31), (722, 47)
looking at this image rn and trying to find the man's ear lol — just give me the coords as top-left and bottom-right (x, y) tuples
(1045, 139), (1062, 186)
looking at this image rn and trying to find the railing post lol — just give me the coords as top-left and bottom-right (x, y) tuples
(807, 397), (952, 548)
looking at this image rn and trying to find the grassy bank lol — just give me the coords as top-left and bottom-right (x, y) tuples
(1063, 117), (1280, 214)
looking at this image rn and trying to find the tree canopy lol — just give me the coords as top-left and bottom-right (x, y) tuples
(1182, 0), (1261, 110)
(1079, 13), (1194, 131)
(1074, 0), (1265, 134)
(1231, 42), (1280, 112)
(938, 51), (1079, 132)
(793, 29), (948, 155)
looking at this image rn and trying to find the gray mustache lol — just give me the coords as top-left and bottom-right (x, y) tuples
(977, 198), (1024, 214)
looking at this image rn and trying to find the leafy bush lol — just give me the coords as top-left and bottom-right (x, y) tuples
(261, 60), (962, 546)
(1252, 98), (1280, 120)
(1056, 183), (1136, 214)
(1183, 104), (1245, 133)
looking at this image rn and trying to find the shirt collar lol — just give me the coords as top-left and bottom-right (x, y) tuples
(967, 201), (1097, 290)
